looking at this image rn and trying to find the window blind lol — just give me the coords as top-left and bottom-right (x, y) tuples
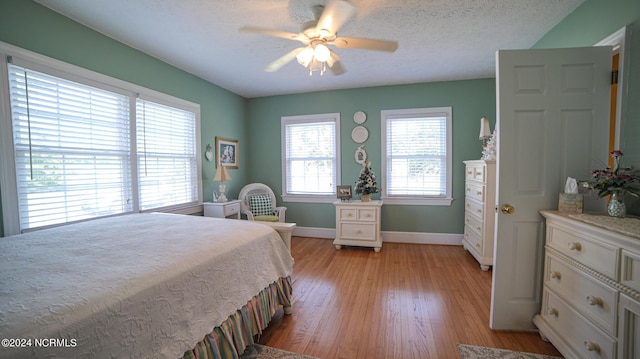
(385, 114), (448, 197)
(284, 120), (336, 195)
(8, 64), (132, 230)
(136, 98), (198, 210)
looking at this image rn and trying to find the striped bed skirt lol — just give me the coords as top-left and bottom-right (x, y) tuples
(182, 276), (293, 359)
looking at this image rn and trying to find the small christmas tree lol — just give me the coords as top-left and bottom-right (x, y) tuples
(355, 161), (380, 198)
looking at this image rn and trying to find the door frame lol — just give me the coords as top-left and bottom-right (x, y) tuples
(596, 25), (631, 151)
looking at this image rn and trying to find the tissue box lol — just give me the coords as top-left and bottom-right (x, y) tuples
(558, 193), (583, 214)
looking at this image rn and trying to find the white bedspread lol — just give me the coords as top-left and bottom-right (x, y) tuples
(0, 213), (294, 358)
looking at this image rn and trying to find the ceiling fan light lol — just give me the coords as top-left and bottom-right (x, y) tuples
(314, 44), (330, 62)
(296, 47), (314, 67)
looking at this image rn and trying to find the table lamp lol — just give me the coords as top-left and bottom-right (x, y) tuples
(213, 164), (231, 202)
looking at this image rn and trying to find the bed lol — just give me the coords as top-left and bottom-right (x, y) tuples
(0, 213), (294, 358)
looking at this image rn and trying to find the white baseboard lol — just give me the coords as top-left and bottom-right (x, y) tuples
(292, 226), (463, 246)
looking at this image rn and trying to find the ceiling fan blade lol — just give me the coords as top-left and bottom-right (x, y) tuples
(316, 0), (356, 37)
(240, 26), (305, 42)
(328, 60), (345, 76)
(264, 47), (305, 72)
(332, 37), (398, 52)
(327, 50), (345, 75)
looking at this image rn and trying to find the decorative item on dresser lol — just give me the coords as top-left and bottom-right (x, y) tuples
(212, 164), (232, 202)
(333, 200), (383, 252)
(462, 160), (496, 271)
(533, 211), (640, 359)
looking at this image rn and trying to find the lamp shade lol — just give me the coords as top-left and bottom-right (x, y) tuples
(213, 164), (231, 182)
(479, 116), (491, 139)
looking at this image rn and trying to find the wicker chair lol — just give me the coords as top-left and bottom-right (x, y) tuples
(238, 183), (286, 222)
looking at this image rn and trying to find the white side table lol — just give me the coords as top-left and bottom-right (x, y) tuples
(333, 200), (383, 252)
(203, 200), (241, 219)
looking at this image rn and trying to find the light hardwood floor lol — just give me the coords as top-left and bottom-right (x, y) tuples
(258, 237), (562, 359)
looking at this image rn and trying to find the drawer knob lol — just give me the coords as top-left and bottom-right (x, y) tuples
(547, 308), (559, 317)
(476, 191), (483, 195)
(586, 296), (603, 306)
(584, 341), (600, 353)
(550, 271), (561, 279)
(476, 226), (482, 231)
(568, 242), (582, 251)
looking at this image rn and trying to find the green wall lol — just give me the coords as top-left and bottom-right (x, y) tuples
(247, 79), (496, 233)
(1, 0), (638, 235)
(0, 0), (249, 236)
(533, 0), (640, 214)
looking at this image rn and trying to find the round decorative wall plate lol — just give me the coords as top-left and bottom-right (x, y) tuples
(351, 126), (368, 143)
(353, 111), (367, 124)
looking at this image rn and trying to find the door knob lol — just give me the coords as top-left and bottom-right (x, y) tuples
(501, 204), (515, 214)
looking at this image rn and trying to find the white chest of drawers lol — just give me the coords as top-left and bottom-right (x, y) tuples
(333, 200), (383, 252)
(533, 211), (640, 359)
(462, 160), (496, 271)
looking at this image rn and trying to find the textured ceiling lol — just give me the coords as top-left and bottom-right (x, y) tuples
(35, 0), (584, 98)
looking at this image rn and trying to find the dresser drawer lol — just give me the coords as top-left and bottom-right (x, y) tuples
(338, 222), (377, 241)
(542, 290), (616, 359)
(546, 225), (619, 280)
(464, 214), (483, 237)
(465, 199), (484, 219)
(357, 208), (378, 222)
(226, 202), (240, 216)
(465, 182), (485, 203)
(338, 207), (357, 221)
(465, 163), (486, 182)
(545, 253), (617, 335)
(464, 226), (482, 248)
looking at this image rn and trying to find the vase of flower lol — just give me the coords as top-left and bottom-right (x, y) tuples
(588, 150), (639, 216)
(361, 194), (371, 202)
(607, 191), (626, 218)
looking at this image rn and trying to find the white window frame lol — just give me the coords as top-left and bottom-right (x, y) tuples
(0, 42), (202, 235)
(281, 113), (340, 203)
(381, 107), (453, 206)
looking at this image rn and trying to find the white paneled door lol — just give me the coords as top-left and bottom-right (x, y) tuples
(490, 46), (612, 330)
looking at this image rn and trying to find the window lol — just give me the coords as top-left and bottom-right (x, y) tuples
(281, 113), (340, 203)
(381, 107), (452, 205)
(0, 45), (201, 234)
(136, 97), (198, 211)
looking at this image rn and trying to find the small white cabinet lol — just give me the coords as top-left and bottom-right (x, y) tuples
(333, 200), (382, 252)
(203, 200), (241, 219)
(533, 211), (640, 359)
(462, 160), (496, 271)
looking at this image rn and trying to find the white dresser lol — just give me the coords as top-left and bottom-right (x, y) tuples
(462, 160), (496, 271)
(333, 200), (383, 252)
(534, 211), (640, 359)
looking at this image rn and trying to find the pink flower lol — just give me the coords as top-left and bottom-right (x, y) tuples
(610, 150), (623, 158)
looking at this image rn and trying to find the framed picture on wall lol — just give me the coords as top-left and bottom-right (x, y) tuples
(215, 137), (239, 168)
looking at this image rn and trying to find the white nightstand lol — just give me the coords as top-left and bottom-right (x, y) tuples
(333, 200), (383, 252)
(203, 200), (241, 219)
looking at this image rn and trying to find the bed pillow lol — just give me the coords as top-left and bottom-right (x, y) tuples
(249, 194), (273, 217)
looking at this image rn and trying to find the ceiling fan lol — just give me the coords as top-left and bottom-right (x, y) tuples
(240, 0), (398, 76)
